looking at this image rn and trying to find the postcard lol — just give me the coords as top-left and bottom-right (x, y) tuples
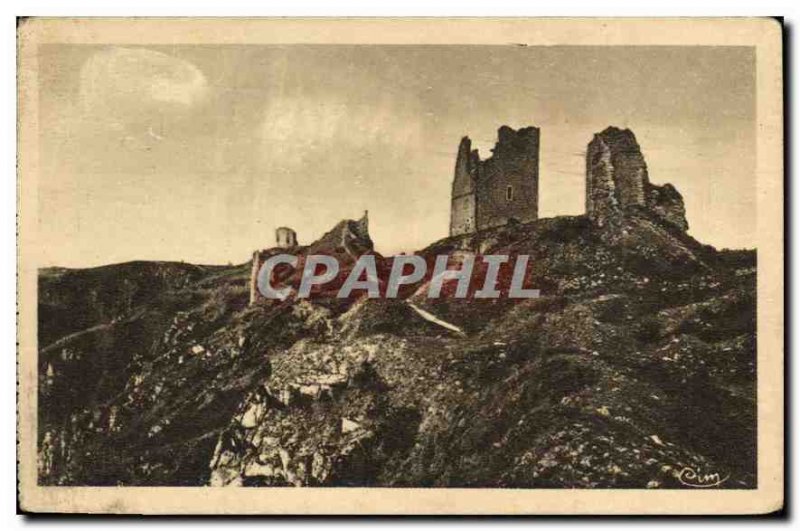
(17, 17), (783, 514)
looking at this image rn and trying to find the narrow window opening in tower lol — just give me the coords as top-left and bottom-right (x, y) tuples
(506, 185), (514, 201)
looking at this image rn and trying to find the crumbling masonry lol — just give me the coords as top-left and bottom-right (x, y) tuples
(249, 126), (689, 304)
(449, 124), (687, 236)
(249, 212), (371, 305)
(450, 126), (540, 236)
(585, 127), (688, 230)
(249, 227), (299, 305)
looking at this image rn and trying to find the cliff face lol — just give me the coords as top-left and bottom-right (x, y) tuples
(586, 127), (688, 231)
(38, 211), (756, 488)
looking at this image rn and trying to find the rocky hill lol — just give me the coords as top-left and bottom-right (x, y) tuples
(37, 210), (756, 488)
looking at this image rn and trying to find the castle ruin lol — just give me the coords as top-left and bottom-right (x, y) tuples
(249, 212), (372, 305)
(249, 227), (299, 304)
(585, 127), (688, 230)
(449, 125), (540, 236)
(249, 126), (688, 304)
(448, 124), (687, 236)
(275, 227), (298, 248)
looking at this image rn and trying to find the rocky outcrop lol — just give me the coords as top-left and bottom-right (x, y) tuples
(306, 211), (372, 258)
(38, 212), (755, 488)
(586, 127), (688, 231)
(647, 182), (689, 232)
(249, 211), (374, 305)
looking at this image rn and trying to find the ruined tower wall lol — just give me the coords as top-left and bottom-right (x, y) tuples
(585, 136), (616, 223)
(586, 127), (688, 231)
(450, 194), (476, 236)
(449, 126), (540, 236)
(449, 137), (478, 236)
(475, 126), (540, 231)
(250, 226), (299, 304)
(586, 128), (649, 227)
(608, 136), (648, 208)
(586, 127), (649, 220)
(276, 227), (298, 248)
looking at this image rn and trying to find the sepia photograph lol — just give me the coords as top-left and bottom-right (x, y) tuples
(16, 17), (784, 515)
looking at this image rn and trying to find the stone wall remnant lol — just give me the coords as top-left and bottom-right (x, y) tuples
(449, 125), (540, 236)
(276, 227), (298, 249)
(585, 127), (688, 231)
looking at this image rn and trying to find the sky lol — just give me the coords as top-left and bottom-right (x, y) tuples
(36, 45), (755, 267)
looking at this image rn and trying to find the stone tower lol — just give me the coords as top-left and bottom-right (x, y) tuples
(275, 227), (298, 248)
(585, 127), (648, 225)
(449, 125), (540, 237)
(249, 226), (299, 304)
(585, 126), (688, 230)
